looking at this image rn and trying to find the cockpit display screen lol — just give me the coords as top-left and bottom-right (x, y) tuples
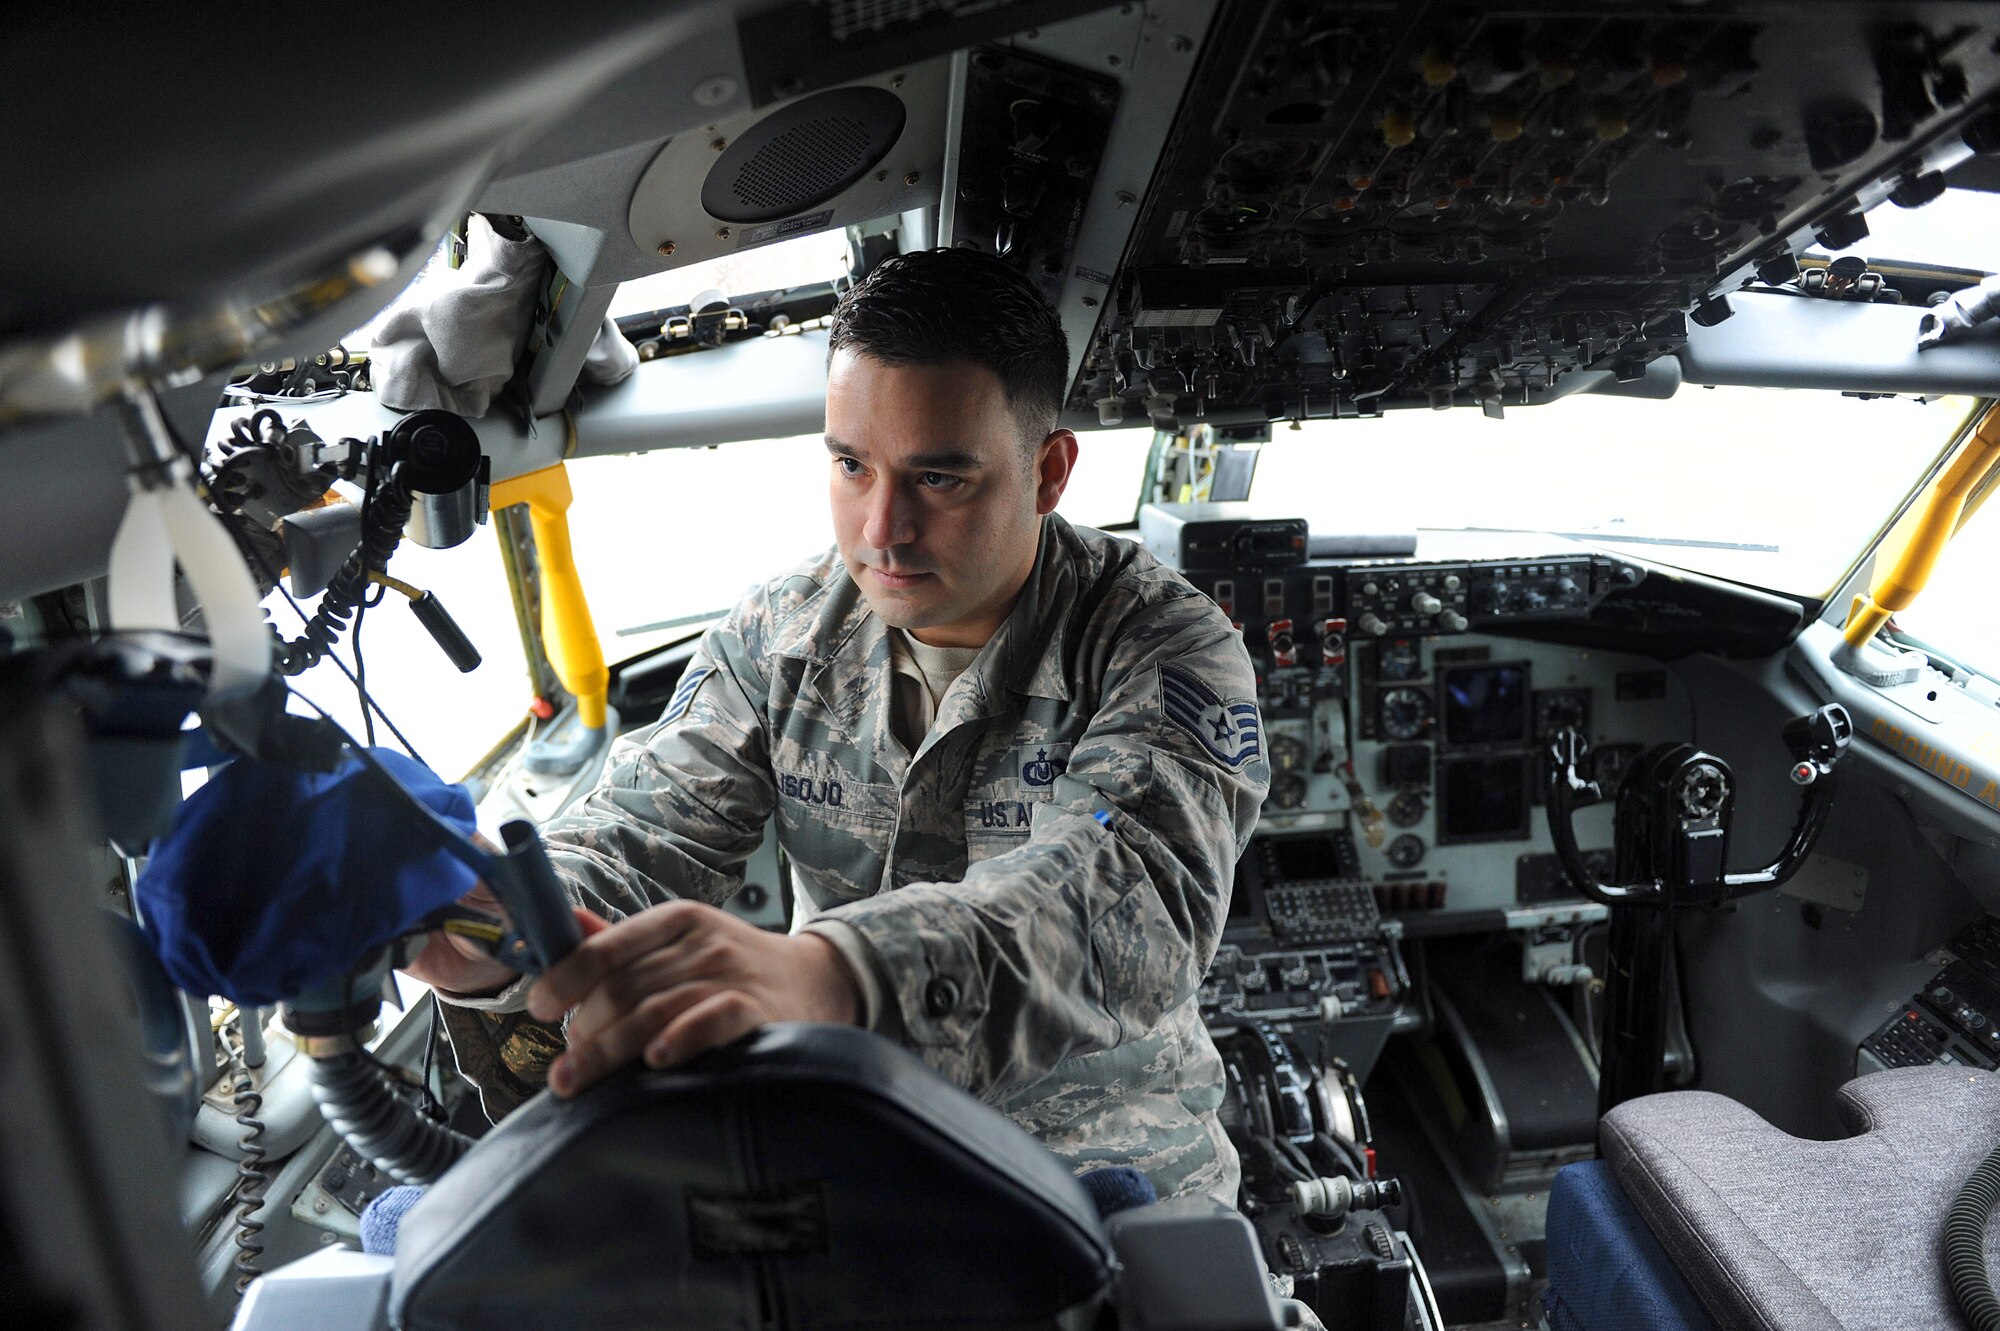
(1437, 755), (1533, 845)
(1266, 834), (1341, 881)
(1440, 662), (1530, 748)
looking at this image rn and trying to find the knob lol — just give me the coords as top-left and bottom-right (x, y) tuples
(1359, 613), (1388, 636)
(1271, 627), (1296, 653)
(1615, 564), (1644, 587)
(1411, 591), (1443, 615)
(1443, 574), (1463, 591)
(1478, 581), (1510, 613)
(1439, 610), (1469, 632)
(1518, 588), (1548, 612)
(1553, 577), (1580, 600)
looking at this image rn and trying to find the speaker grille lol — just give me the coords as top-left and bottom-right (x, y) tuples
(703, 86), (906, 225)
(733, 116), (875, 213)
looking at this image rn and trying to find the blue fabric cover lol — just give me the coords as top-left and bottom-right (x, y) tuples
(361, 1184), (427, 1255)
(1078, 1165), (1157, 1217)
(1544, 1160), (1717, 1331)
(137, 749), (478, 1005)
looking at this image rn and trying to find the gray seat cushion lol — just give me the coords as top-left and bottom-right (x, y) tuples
(1603, 1067), (2000, 1331)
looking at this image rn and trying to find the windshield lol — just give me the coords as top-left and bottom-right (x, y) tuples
(275, 427), (1152, 781)
(1842, 186), (2000, 275)
(1250, 387), (1965, 595)
(608, 229), (851, 317)
(572, 426), (1155, 654)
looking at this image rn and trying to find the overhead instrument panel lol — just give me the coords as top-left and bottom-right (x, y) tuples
(1071, 1), (2000, 426)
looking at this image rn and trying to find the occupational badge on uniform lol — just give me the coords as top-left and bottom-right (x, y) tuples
(662, 665), (713, 725)
(1159, 664), (1263, 768)
(1021, 748), (1069, 787)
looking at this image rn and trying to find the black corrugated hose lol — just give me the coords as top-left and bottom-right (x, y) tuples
(229, 1068), (267, 1293)
(306, 1051), (472, 1186)
(272, 450), (412, 676)
(1947, 1141), (2000, 1331)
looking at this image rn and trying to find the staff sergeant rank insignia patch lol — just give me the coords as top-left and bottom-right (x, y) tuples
(662, 665), (713, 725)
(1159, 664), (1263, 769)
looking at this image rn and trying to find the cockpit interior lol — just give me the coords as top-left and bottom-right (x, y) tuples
(16, 4), (2000, 1329)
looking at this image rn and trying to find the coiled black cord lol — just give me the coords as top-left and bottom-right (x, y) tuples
(305, 1051), (472, 1186)
(1948, 1142), (2000, 1331)
(228, 1069), (268, 1293)
(272, 451), (411, 677)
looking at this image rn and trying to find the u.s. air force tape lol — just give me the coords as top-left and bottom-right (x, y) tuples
(1159, 663), (1262, 768)
(662, 665), (713, 724)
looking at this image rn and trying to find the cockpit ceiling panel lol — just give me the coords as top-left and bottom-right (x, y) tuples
(1071, 0), (2000, 426)
(736, 0), (1117, 102)
(0, 11), (703, 337)
(627, 62), (951, 275)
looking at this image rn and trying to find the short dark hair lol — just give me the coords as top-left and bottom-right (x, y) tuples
(828, 247), (1069, 444)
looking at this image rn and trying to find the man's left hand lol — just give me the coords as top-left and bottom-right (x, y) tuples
(526, 900), (862, 1098)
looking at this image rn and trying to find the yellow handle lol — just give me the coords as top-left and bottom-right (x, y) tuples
(1845, 401), (2000, 649)
(489, 463), (607, 730)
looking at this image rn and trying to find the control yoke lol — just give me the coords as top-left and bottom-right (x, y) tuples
(1545, 703), (1852, 907)
(1544, 703), (1851, 1113)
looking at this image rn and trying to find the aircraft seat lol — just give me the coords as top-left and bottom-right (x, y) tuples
(387, 1022), (1117, 1331)
(1544, 1067), (2000, 1331)
(233, 1023), (1290, 1331)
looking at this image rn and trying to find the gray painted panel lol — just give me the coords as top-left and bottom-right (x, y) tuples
(565, 328), (828, 456)
(0, 374), (231, 604)
(1678, 291), (2000, 395)
(527, 283), (619, 418)
(1671, 648), (1986, 1139)
(203, 328), (830, 495)
(1000, 0), (1220, 399)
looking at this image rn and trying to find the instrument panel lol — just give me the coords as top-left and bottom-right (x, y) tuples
(1153, 506), (1694, 924)
(1066, 0), (2000, 427)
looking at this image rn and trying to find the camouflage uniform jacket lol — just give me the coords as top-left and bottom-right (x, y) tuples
(440, 514), (1269, 1201)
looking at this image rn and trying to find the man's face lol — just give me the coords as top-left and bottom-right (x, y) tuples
(825, 350), (1076, 649)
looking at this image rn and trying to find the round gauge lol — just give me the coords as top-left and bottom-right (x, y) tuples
(1270, 773), (1309, 810)
(1378, 686), (1432, 741)
(1387, 791), (1427, 828)
(1386, 834), (1426, 869)
(1193, 199), (1277, 245)
(1270, 733), (1308, 772)
(1378, 641), (1422, 682)
(1219, 140), (1311, 192)
(1536, 690), (1588, 737)
(1294, 199), (1376, 243)
(1592, 743), (1639, 793)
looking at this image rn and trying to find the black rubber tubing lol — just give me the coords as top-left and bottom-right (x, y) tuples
(1947, 1141), (2000, 1331)
(306, 1051), (472, 1186)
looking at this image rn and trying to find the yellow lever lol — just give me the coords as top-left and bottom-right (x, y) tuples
(1844, 401), (2000, 651)
(488, 463), (608, 731)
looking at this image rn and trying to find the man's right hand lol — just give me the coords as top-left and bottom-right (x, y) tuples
(402, 882), (522, 998)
